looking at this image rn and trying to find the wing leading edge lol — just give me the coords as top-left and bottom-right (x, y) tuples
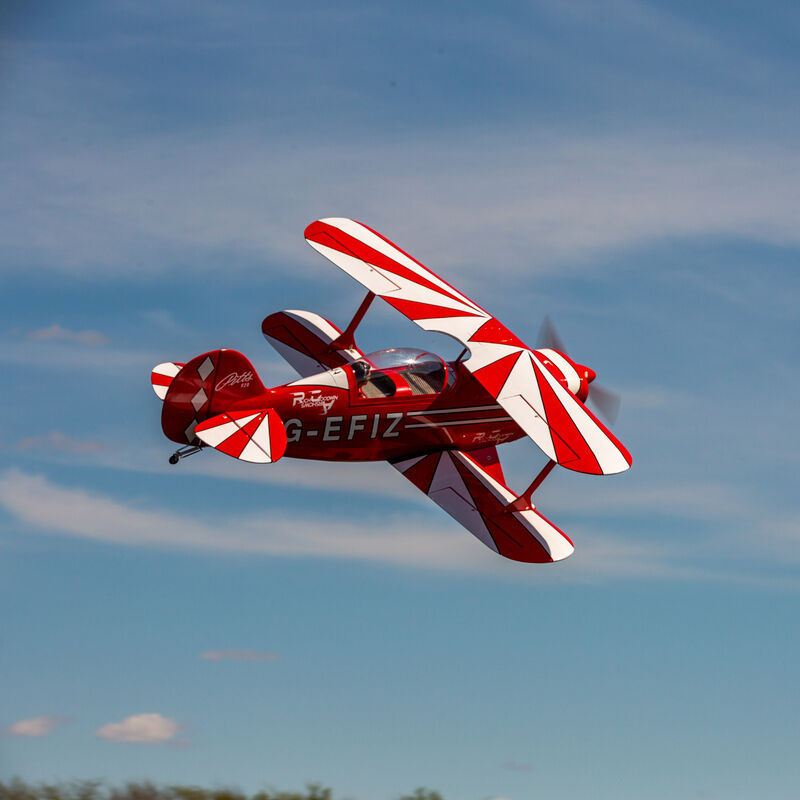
(262, 309), (364, 378)
(305, 218), (631, 475)
(391, 448), (574, 563)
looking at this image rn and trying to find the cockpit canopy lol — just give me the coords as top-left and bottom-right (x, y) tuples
(352, 347), (450, 397)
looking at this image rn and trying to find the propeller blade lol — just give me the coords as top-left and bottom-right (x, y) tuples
(537, 315), (568, 354)
(589, 383), (621, 427)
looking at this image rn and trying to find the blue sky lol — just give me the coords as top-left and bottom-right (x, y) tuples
(2, 1), (799, 798)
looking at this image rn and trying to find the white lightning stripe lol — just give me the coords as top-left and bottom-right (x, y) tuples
(407, 405), (502, 416)
(405, 416), (513, 429)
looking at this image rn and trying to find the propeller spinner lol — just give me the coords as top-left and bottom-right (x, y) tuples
(536, 316), (621, 426)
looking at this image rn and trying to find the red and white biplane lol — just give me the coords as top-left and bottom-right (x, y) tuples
(152, 219), (631, 564)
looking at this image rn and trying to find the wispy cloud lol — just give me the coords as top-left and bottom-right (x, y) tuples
(33, 440), (426, 505)
(3, 715), (67, 737)
(27, 324), (109, 346)
(0, 332), (288, 385)
(0, 337), (162, 376)
(95, 713), (180, 744)
(3, 127), (800, 280)
(502, 761), (533, 772)
(0, 469), (489, 571)
(201, 650), (278, 661)
(0, 469), (679, 580)
(17, 431), (106, 455)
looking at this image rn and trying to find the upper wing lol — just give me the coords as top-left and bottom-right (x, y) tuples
(262, 309), (364, 377)
(391, 447), (574, 563)
(305, 218), (631, 475)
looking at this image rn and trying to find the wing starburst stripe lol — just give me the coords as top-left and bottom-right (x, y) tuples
(391, 449), (574, 563)
(306, 220), (479, 312)
(305, 217), (631, 476)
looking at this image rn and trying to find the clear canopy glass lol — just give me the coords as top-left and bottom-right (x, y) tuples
(353, 348), (449, 396)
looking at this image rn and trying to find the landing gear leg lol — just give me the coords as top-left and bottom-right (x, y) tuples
(169, 444), (203, 465)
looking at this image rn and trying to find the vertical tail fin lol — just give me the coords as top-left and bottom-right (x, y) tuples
(160, 350), (266, 445)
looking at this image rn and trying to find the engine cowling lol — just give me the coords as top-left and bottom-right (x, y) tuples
(535, 348), (596, 401)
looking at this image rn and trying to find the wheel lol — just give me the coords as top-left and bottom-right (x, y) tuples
(169, 454), (180, 465)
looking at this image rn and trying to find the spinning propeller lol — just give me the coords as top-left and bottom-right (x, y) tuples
(537, 316), (622, 426)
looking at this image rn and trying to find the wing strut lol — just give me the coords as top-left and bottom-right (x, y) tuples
(507, 459), (556, 512)
(391, 450), (573, 563)
(304, 218), (632, 476)
(330, 291), (375, 352)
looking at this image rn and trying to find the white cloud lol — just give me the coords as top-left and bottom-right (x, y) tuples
(201, 650), (278, 661)
(2, 127), (800, 280)
(0, 469), (489, 571)
(3, 715), (66, 737)
(0, 337), (161, 376)
(95, 713), (180, 744)
(27, 324), (109, 346)
(0, 469), (678, 580)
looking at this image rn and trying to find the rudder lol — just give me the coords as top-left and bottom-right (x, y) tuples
(161, 350), (266, 445)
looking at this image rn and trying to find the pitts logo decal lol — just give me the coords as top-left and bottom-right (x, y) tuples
(290, 390), (338, 414)
(215, 371), (254, 391)
(472, 430), (514, 445)
(285, 412), (403, 443)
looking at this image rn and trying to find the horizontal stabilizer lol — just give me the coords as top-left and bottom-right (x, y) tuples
(151, 362), (185, 400)
(195, 408), (287, 464)
(262, 310), (363, 377)
(392, 449), (573, 563)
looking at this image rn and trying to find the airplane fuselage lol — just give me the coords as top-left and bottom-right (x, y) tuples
(226, 359), (525, 462)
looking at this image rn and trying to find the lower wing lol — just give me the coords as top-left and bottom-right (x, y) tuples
(391, 447), (574, 563)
